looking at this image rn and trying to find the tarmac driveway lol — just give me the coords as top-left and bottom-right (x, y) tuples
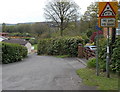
(2, 54), (96, 90)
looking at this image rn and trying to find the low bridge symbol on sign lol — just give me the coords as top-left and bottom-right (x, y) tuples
(100, 2), (116, 17)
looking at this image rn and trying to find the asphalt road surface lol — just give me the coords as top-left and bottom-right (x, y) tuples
(2, 54), (96, 90)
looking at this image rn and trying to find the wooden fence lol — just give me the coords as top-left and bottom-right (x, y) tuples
(78, 44), (96, 60)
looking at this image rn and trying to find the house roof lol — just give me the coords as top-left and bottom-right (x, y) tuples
(0, 36), (8, 42)
(2, 39), (28, 45)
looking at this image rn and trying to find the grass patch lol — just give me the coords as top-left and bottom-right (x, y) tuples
(33, 44), (37, 50)
(55, 55), (70, 58)
(76, 68), (119, 90)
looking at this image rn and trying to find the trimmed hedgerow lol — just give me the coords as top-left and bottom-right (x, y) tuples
(88, 37), (120, 74)
(1, 42), (28, 64)
(37, 36), (83, 57)
(111, 37), (120, 73)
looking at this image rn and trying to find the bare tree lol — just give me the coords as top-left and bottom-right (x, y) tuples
(44, 0), (80, 36)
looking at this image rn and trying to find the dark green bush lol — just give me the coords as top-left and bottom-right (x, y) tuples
(37, 39), (49, 55)
(29, 38), (38, 45)
(111, 37), (120, 73)
(37, 36), (83, 57)
(98, 37), (120, 73)
(2, 42), (28, 64)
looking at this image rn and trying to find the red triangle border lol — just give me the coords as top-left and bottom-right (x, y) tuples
(99, 2), (116, 18)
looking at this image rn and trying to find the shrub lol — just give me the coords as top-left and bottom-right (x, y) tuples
(37, 36), (83, 57)
(29, 38), (38, 45)
(87, 58), (96, 68)
(111, 37), (120, 73)
(2, 42), (28, 64)
(37, 39), (49, 55)
(98, 37), (120, 73)
(87, 57), (106, 71)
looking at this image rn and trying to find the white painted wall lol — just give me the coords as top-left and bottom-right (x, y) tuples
(0, 37), (4, 42)
(0, 36), (7, 42)
(25, 42), (32, 53)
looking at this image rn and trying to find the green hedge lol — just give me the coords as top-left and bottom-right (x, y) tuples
(2, 42), (28, 64)
(98, 37), (120, 73)
(111, 37), (120, 73)
(37, 37), (83, 57)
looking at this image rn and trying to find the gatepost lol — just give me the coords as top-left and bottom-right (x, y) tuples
(78, 43), (84, 58)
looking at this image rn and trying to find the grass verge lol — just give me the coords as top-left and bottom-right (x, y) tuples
(55, 55), (70, 58)
(76, 68), (119, 90)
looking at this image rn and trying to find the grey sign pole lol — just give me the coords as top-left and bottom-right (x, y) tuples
(96, 29), (99, 76)
(106, 27), (110, 78)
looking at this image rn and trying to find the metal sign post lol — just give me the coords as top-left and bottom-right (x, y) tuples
(106, 27), (110, 78)
(95, 25), (101, 76)
(98, 1), (118, 78)
(96, 30), (99, 76)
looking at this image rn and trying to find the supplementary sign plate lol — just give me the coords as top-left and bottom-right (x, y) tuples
(100, 18), (115, 27)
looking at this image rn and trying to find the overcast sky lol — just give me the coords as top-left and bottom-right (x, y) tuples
(0, 0), (118, 24)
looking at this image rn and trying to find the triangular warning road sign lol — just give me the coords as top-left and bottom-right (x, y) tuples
(100, 2), (116, 17)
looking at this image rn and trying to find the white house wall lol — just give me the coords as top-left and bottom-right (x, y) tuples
(25, 42), (32, 54)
